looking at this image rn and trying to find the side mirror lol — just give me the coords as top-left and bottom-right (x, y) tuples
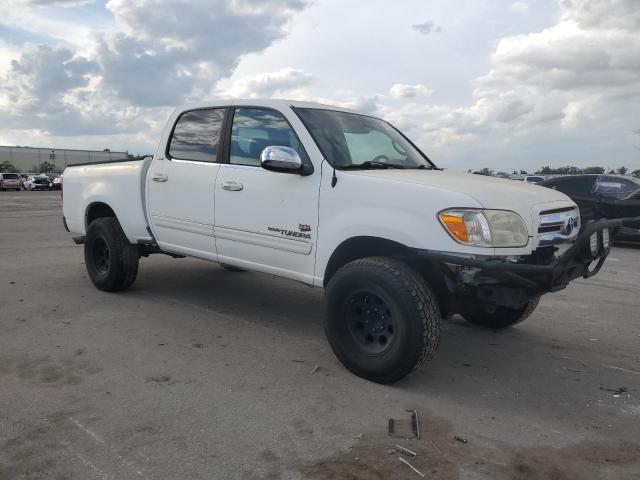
(260, 146), (302, 173)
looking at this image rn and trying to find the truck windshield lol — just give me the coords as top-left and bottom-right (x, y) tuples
(295, 108), (436, 170)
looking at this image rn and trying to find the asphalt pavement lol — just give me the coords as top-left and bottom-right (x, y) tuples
(1, 191), (639, 479)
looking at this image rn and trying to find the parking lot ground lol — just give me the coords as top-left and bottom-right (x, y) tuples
(1, 191), (640, 479)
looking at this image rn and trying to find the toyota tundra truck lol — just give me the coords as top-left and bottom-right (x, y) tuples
(61, 99), (634, 384)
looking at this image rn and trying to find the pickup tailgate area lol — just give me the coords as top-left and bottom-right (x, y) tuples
(63, 159), (153, 244)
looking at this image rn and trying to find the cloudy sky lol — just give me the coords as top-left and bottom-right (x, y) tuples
(0, 0), (639, 172)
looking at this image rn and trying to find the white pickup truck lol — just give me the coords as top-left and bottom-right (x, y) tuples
(62, 99), (627, 383)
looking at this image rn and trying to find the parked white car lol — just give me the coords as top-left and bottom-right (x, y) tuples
(62, 99), (632, 383)
(24, 175), (52, 191)
(512, 175), (547, 184)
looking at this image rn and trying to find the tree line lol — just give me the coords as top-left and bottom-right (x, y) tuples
(472, 166), (640, 178)
(0, 160), (61, 174)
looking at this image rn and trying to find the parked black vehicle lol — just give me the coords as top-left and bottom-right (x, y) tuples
(539, 175), (640, 242)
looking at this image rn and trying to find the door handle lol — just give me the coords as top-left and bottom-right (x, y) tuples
(222, 180), (243, 191)
(152, 173), (168, 182)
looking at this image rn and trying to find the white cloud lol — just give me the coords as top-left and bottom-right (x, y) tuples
(382, 0), (640, 166)
(222, 68), (314, 99)
(389, 84), (433, 99)
(0, 0), (310, 151)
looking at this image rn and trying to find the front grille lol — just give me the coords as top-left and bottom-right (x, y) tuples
(537, 207), (580, 246)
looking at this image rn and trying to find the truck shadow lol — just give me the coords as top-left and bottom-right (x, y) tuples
(132, 257), (636, 410)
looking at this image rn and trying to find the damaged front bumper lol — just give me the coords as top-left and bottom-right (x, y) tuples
(418, 216), (640, 309)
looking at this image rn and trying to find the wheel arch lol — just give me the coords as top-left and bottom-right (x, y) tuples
(85, 201), (117, 230)
(322, 235), (453, 317)
(322, 236), (415, 287)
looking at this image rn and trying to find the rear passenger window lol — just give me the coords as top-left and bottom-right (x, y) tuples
(596, 177), (638, 199)
(229, 108), (303, 167)
(168, 108), (225, 162)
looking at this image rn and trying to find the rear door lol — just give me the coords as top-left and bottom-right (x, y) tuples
(147, 107), (227, 260)
(213, 107), (320, 283)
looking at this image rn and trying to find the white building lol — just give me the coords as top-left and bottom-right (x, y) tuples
(0, 145), (130, 173)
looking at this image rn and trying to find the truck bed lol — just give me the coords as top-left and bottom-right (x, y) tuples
(62, 158), (153, 244)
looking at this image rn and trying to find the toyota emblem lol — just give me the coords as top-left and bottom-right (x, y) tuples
(562, 217), (576, 235)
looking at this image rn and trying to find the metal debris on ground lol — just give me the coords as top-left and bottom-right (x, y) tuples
(398, 457), (425, 478)
(310, 365), (319, 375)
(600, 386), (628, 396)
(395, 444), (417, 457)
(388, 410), (420, 439)
(454, 435), (468, 443)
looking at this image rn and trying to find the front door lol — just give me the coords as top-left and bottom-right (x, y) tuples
(147, 107), (227, 260)
(214, 107), (320, 283)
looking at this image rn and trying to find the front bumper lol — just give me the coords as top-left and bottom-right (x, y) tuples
(418, 216), (640, 308)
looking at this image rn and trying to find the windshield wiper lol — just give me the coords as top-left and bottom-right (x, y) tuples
(340, 161), (406, 170)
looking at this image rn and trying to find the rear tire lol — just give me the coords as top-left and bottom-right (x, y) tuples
(324, 257), (441, 384)
(463, 296), (540, 329)
(84, 218), (139, 292)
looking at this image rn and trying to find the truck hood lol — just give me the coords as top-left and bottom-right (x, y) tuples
(345, 169), (571, 210)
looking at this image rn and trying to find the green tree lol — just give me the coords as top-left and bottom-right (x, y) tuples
(616, 166), (628, 175)
(473, 167), (494, 176)
(632, 170), (640, 178)
(583, 166), (605, 174)
(31, 161), (60, 173)
(0, 161), (18, 173)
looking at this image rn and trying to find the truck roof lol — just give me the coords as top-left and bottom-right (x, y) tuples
(178, 98), (363, 115)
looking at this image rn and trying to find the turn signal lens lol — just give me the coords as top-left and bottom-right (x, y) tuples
(439, 209), (492, 246)
(439, 213), (469, 243)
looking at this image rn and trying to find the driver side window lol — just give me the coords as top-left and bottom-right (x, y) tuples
(229, 108), (303, 167)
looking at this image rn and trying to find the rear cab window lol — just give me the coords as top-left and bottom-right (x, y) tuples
(168, 108), (226, 162)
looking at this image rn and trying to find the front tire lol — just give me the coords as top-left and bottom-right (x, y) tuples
(463, 296), (540, 329)
(84, 218), (139, 292)
(324, 257), (441, 384)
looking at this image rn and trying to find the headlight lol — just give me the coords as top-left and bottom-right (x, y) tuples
(439, 209), (529, 247)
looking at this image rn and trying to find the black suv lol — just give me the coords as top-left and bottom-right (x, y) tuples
(539, 175), (640, 242)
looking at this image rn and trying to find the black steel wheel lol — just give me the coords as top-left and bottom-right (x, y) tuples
(92, 237), (110, 274)
(345, 291), (397, 355)
(325, 257), (441, 384)
(84, 217), (139, 292)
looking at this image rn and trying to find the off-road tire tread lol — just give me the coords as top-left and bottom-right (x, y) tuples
(325, 256), (441, 383)
(85, 218), (138, 292)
